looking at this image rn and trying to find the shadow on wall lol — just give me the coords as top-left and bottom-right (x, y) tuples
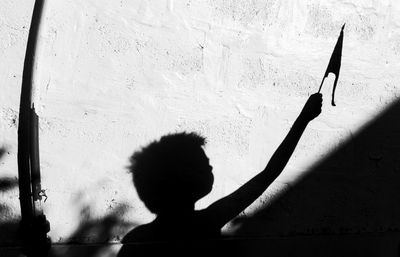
(0, 177), (19, 243)
(3, 99), (400, 256)
(0, 143), (133, 257)
(0, 147), (20, 246)
(0, 147), (21, 257)
(0, 181), (133, 257)
(49, 201), (134, 257)
(231, 99), (400, 255)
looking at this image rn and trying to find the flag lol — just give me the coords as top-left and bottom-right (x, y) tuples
(318, 24), (345, 106)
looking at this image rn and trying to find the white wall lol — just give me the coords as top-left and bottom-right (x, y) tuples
(1, 0), (400, 253)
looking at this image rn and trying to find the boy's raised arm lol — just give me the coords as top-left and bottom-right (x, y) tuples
(204, 93), (323, 228)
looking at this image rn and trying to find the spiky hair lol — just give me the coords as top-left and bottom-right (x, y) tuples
(128, 132), (206, 214)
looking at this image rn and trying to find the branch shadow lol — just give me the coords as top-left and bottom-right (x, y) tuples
(0, 176), (19, 245)
(0, 147), (21, 256)
(0, 143), (133, 257)
(231, 100), (400, 255)
(49, 194), (135, 257)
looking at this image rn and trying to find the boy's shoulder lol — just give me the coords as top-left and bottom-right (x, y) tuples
(118, 223), (160, 257)
(121, 210), (220, 244)
(122, 223), (157, 243)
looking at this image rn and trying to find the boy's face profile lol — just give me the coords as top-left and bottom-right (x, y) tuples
(191, 147), (214, 200)
(181, 147), (214, 202)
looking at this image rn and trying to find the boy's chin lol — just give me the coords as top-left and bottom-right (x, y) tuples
(198, 185), (213, 199)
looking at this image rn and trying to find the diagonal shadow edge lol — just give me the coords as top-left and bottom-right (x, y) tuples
(233, 98), (400, 237)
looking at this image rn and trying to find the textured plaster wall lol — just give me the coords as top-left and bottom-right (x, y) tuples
(1, 0), (400, 251)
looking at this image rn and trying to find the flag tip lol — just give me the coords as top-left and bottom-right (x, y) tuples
(341, 23), (346, 30)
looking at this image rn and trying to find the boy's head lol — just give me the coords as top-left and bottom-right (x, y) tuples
(129, 132), (214, 214)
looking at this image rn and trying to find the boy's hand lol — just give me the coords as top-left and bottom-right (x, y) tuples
(300, 93), (322, 121)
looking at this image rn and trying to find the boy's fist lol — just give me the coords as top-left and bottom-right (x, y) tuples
(300, 93), (322, 121)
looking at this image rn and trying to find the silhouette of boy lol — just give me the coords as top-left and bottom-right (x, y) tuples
(118, 93), (322, 256)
